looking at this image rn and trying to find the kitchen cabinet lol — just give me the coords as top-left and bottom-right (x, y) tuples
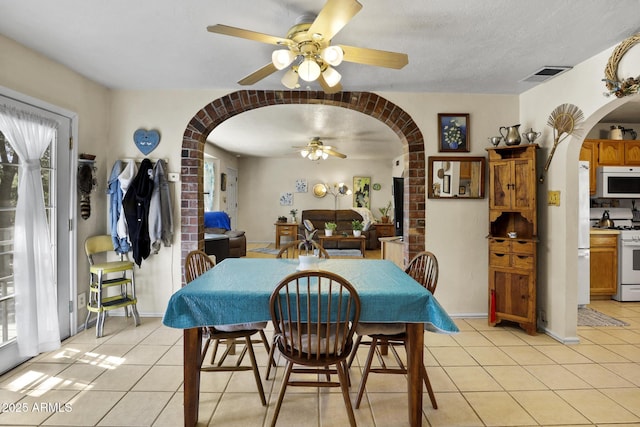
(580, 139), (640, 194)
(590, 232), (618, 297)
(487, 144), (539, 335)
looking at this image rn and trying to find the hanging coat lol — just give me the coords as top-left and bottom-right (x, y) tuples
(149, 159), (173, 253)
(123, 159), (154, 266)
(116, 159), (137, 246)
(107, 160), (130, 254)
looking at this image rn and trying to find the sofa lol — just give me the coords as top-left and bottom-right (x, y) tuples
(203, 211), (246, 258)
(299, 209), (377, 250)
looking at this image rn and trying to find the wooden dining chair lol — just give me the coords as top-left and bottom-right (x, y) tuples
(268, 270), (360, 427)
(276, 239), (330, 259)
(347, 251), (439, 409)
(184, 249), (269, 406)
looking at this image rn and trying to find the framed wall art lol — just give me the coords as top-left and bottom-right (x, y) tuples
(353, 176), (371, 208)
(295, 178), (308, 193)
(438, 113), (470, 152)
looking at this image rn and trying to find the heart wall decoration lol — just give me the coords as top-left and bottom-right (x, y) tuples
(133, 129), (161, 155)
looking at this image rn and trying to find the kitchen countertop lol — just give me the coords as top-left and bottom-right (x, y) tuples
(590, 228), (621, 235)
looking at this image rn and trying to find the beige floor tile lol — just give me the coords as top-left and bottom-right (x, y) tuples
(197, 371), (232, 393)
(0, 390), (78, 426)
(366, 392), (428, 427)
(578, 329), (628, 345)
(451, 331), (494, 347)
(138, 327), (183, 346)
(451, 319), (477, 332)
(427, 366), (458, 393)
(35, 343), (100, 364)
(464, 346), (517, 366)
(604, 329), (640, 344)
(510, 390), (590, 425)
(154, 345), (183, 366)
(534, 344), (593, 364)
(601, 387), (640, 417)
(89, 364), (150, 391)
(264, 390), (318, 427)
(603, 344), (640, 362)
(152, 392), (220, 427)
(320, 390), (375, 427)
(555, 389), (640, 424)
(479, 330), (529, 346)
(131, 365), (183, 392)
(42, 390), (125, 426)
(601, 362), (640, 386)
(460, 318), (495, 331)
(205, 392), (269, 427)
(121, 345), (171, 365)
(564, 363), (635, 388)
(484, 366), (547, 391)
(422, 392), (483, 426)
(424, 331), (459, 347)
(463, 391), (536, 426)
(97, 390), (173, 426)
(52, 363), (108, 390)
(430, 346), (478, 366)
(571, 343), (630, 363)
(444, 366), (502, 392)
(523, 365), (591, 390)
(500, 345), (555, 365)
(0, 363), (71, 392)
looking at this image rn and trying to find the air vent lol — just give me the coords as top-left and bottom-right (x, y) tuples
(521, 66), (572, 83)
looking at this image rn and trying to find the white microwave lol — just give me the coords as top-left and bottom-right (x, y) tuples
(597, 166), (640, 198)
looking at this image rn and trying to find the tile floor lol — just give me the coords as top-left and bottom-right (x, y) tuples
(0, 299), (639, 426)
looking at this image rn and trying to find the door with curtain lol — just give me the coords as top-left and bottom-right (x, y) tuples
(0, 95), (71, 374)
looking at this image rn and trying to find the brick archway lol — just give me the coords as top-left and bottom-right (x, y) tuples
(180, 90), (425, 273)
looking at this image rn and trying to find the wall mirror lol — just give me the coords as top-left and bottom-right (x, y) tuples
(428, 156), (486, 199)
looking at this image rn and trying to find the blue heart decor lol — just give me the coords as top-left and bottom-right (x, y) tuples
(133, 129), (160, 155)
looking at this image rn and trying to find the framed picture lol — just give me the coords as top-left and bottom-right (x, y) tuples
(353, 176), (371, 208)
(220, 173), (227, 191)
(442, 175), (451, 194)
(279, 192), (293, 206)
(295, 178), (308, 193)
(438, 113), (470, 152)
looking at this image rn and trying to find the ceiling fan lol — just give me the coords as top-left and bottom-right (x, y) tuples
(207, 0), (408, 93)
(294, 137), (346, 160)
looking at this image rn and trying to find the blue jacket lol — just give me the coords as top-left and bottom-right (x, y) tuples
(107, 160), (130, 254)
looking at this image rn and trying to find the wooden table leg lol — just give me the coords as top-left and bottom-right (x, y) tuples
(360, 238), (365, 257)
(406, 323), (423, 427)
(184, 328), (202, 427)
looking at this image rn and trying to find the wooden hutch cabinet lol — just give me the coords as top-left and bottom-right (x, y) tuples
(487, 144), (539, 335)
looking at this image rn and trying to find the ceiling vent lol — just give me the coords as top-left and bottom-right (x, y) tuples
(521, 66), (572, 83)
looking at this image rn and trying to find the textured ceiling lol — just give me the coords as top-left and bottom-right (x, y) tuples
(2, 0), (639, 156)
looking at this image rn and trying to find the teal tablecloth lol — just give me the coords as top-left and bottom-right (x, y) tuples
(163, 258), (458, 334)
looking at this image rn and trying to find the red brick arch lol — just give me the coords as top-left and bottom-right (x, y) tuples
(181, 90), (425, 274)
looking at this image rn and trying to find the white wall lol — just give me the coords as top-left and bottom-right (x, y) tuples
(0, 34), (111, 329)
(520, 42), (640, 342)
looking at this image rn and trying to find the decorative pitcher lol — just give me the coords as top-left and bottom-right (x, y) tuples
(499, 124), (522, 146)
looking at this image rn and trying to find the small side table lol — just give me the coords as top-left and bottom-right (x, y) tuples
(375, 223), (395, 238)
(275, 222), (298, 248)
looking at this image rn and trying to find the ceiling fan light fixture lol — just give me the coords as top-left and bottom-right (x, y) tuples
(322, 66), (342, 87)
(281, 68), (300, 89)
(300, 149), (309, 158)
(298, 57), (321, 82)
(321, 46), (343, 66)
(272, 49), (296, 70)
(321, 151), (329, 160)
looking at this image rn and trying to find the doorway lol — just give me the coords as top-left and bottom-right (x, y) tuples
(0, 94), (73, 374)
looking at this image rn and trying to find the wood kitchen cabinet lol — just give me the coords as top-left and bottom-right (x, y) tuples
(487, 144), (539, 335)
(580, 139), (640, 194)
(590, 232), (618, 297)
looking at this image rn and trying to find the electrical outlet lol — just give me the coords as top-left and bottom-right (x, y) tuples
(77, 292), (86, 309)
(539, 309), (547, 325)
(547, 190), (560, 206)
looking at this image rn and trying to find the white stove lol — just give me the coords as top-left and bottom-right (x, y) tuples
(591, 208), (640, 301)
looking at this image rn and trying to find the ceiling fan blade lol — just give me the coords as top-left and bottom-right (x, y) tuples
(317, 74), (343, 94)
(338, 44), (408, 69)
(308, 0), (363, 42)
(207, 24), (291, 46)
(324, 148), (347, 159)
(238, 63), (278, 85)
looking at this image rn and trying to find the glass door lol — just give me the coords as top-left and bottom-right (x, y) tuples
(0, 95), (72, 374)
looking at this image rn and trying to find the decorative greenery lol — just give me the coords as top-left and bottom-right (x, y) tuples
(352, 220), (364, 231)
(298, 229), (318, 254)
(290, 208), (298, 217)
(378, 201), (392, 217)
(325, 221), (337, 230)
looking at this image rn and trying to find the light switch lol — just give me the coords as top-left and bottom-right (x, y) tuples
(547, 190), (560, 206)
(168, 172), (180, 182)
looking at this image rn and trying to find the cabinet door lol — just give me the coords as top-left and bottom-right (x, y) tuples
(512, 159), (535, 210)
(599, 141), (624, 165)
(491, 268), (534, 321)
(624, 141), (640, 165)
(590, 234), (618, 295)
(580, 140), (597, 194)
(489, 161), (512, 210)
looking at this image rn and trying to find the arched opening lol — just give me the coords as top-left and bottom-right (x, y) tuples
(180, 90), (425, 274)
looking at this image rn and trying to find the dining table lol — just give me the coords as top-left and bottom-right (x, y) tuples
(162, 258), (459, 427)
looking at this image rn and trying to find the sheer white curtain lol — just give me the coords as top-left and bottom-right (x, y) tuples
(0, 105), (60, 356)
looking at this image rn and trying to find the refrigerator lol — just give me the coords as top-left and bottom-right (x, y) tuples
(577, 161), (591, 306)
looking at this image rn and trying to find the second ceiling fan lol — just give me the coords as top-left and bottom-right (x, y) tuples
(207, 0), (408, 93)
(294, 137), (346, 160)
